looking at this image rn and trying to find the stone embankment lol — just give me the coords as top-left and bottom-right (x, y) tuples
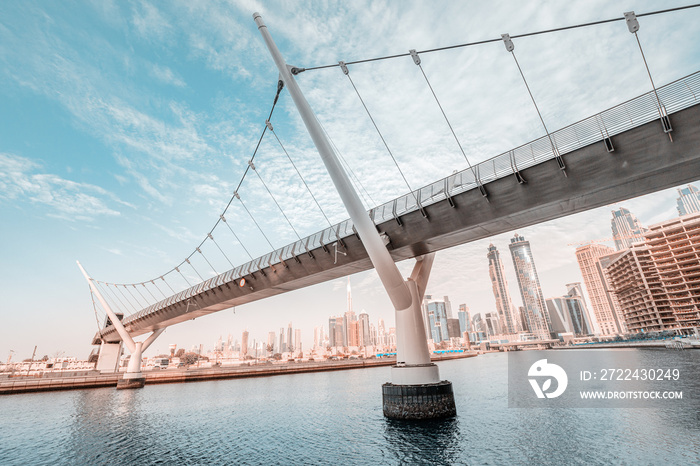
(0, 351), (476, 395)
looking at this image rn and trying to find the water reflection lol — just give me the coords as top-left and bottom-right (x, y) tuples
(383, 417), (461, 465)
(2, 351), (699, 465)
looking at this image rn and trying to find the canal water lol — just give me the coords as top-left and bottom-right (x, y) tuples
(1, 349), (698, 465)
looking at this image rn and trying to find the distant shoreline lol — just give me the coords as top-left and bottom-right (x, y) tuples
(0, 352), (477, 395)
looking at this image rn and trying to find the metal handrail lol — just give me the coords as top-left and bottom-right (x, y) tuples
(112, 70), (700, 330)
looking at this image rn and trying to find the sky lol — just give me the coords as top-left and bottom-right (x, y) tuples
(1, 0), (699, 360)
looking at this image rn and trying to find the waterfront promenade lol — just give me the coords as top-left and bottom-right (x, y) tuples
(0, 352), (476, 395)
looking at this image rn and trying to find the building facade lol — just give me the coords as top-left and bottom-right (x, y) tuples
(604, 245), (674, 333)
(610, 207), (647, 251)
(676, 184), (700, 216)
(425, 298), (450, 343)
(575, 243), (626, 335)
(645, 213), (700, 330)
(458, 304), (471, 334)
(487, 244), (520, 333)
(509, 234), (551, 340)
(545, 283), (595, 336)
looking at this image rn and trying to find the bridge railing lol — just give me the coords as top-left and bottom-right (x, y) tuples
(119, 70), (700, 329)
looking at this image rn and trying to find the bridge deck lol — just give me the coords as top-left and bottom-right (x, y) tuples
(95, 72), (700, 343)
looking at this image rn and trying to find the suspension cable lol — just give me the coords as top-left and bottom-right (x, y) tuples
(410, 51), (478, 183)
(126, 284), (144, 311)
(340, 62), (417, 201)
(316, 115), (377, 207)
(95, 281), (122, 316)
(197, 247), (218, 275)
(150, 279), (168, 300)
(132, 284), (151, 307)
(249, 159), (302, 240)
(300, 5), (700, 71)
(186, 258), (205, 282)
(220, 215), (254, 261)
(142, 283), (159, 303)
(267, 121), (334, 229)
(208, 233), (235, 268)
(89, 81), (285, 292)
(90, 287), (104, 335)
(175, 267), (192, 287)
(161, 276), (177, 295)
(502, 34), (565, 175)
(102, 282), (131, 314)
(114, 285), (138, 312)
(235, 191), (276, 250)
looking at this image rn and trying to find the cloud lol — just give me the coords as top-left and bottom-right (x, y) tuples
(131, 1), (174, 44)
(149, 63), (186, 87)
(0, 153), (124, 221)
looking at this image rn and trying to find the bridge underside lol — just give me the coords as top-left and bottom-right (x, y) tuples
(98, 103), (700, 343)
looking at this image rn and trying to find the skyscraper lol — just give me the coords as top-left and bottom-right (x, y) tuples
(575, 243), (625, 335)
(241, 330), (249, 358)
(358, 311), (371, 346)
(334, 316), (344, 348)
(424, 298), (450, 343)
(457, 304), (471, 334)
(313, 325), (324, 349)
(328, 318), (336, 347)
(545, 283), (595, 336)
(676, 184), (700, 216)
(611, 207), (647, 250)
(378, 318), (386, 347)
(509, 234), (551, 340)
(287, 323), (294, 352)
(294, 329), (301, 355)
(347, 320), (360, 347)
(344, 278), (355, 347)
(484, 312), (502, 336)
(487, 243), (520, 334)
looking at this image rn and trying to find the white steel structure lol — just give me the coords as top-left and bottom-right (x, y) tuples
(253, 13), (450, 418)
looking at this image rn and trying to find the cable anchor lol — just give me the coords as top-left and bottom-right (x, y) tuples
(502, 34), (514, 52)
(409, 49), (421, 65)
(624, 11), (639, 33)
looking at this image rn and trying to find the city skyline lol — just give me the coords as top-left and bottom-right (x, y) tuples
(142, 182), (700, 356)
(2, 1), (700, 359)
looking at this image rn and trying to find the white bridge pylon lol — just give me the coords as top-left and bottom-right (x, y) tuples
(254, 13), (442, 387)
(78, 261), (164, 384)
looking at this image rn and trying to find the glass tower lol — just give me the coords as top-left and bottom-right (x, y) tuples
(676, 184), (700, 216)
(487, 243), (520, 334)
(509, 234), (551, 340)
(610, 207), (647, 250)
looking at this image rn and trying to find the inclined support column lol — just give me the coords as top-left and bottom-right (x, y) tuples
(253, 13), (455, 419)
(78, 261), (165, 389)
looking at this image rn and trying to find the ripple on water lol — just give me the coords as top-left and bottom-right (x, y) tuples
(1, 351), (699, 465)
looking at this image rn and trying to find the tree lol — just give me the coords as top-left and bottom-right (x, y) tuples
(175, 348), (185, 358)
(182, 352), (199, 365)
(266, 344), (274, 357)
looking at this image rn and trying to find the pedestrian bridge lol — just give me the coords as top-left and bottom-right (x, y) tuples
(94, 70), (700, 344)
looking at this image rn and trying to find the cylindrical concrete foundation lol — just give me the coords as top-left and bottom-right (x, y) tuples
(382, 381), (456, 420)
(116, 377), (145, 389)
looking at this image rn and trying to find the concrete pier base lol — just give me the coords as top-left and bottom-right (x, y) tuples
(116, 377), (145, 390)
(382, 381), (456, 420)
